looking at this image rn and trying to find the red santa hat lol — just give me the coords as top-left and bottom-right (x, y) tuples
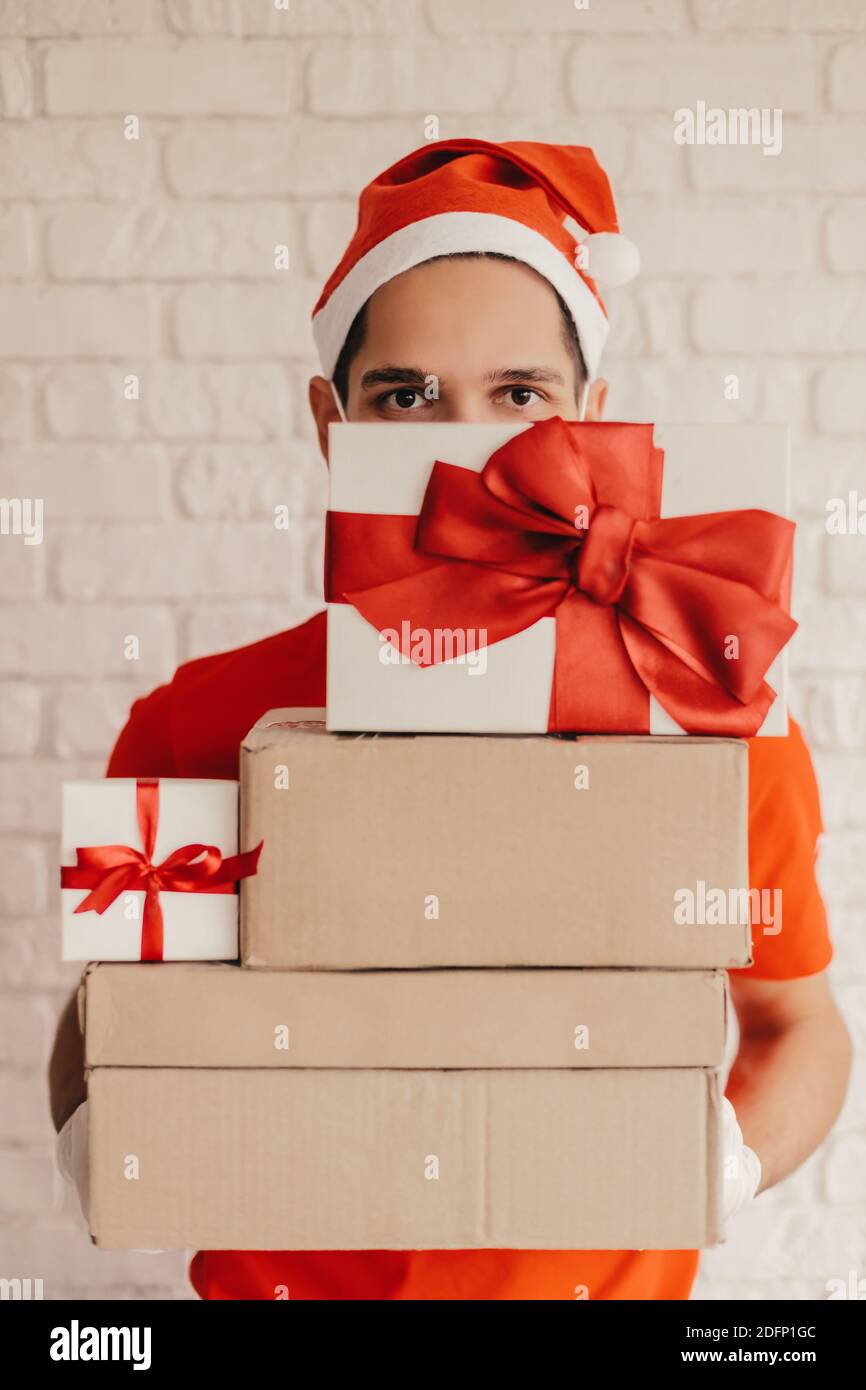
(312, 138), (639, 384)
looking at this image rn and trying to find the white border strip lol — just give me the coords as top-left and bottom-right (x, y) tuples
(312, 210), (610, 381)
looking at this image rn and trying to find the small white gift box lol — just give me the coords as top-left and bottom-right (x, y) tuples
(60, 779), (252, 962)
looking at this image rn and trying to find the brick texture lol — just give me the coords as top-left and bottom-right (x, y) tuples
(0, 0), (863, 1305)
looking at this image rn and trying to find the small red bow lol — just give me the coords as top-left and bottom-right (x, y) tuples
(61, 778), (263, 960)
(326, 417), (796, 735)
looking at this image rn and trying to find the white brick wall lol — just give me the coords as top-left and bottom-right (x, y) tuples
(1, 0), (863, 1303)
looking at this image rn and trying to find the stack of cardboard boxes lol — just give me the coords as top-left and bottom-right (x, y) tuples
(75, 420), (794, 1252)
(81, 718), (751, 1252)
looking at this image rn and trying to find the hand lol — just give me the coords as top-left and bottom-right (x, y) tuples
(55, 1100), (165, 1254)
(721, 1095), (762, 1223)
(56, 1099), (90, 1227)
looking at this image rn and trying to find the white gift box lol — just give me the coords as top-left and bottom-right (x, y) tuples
(61, 780), (241, 962)
(326, 421), (791, 736)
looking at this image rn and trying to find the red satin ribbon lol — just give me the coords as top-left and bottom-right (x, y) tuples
(60, 778), (263, 961)
(325, 417), (797, 735)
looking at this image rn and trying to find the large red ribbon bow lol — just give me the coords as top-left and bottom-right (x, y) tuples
(60, 778), (263, 961)
(325, 417), (797, 735)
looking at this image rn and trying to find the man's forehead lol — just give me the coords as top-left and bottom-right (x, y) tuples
(361, 263), (571, 358)
(366, 254), (564, 314)
(343, 256), (584, 401)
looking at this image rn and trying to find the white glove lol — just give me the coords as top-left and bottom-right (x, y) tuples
(56, 1099), (164, 1254)
(56, 1099), (90, 1226)
(721, 1095), (762, 1222)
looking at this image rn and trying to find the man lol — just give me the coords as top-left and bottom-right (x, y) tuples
(50, 139), (851, 1301)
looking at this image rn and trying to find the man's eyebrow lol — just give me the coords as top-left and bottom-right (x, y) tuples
(359, 366), (431, 390)
(485, 367), (566, 386)
(358, 365), (568, 391)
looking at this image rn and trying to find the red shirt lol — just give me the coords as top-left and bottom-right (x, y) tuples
(106, 610), (832, 1300)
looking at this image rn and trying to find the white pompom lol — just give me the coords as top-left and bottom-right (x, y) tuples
(582, 231), (640, 286)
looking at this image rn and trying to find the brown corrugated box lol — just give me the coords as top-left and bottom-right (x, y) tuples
(81, 962), (726, 1251)
(240, 709), (752, 971)
(83, 961), (728, 1070)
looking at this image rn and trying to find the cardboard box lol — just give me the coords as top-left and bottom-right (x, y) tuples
(326, 421), (791, 735)
(240, 711), (752, 970)
(81, 963), (726, 1251)
(83, 961), (728, 1070)
(61, 779), (245, 962)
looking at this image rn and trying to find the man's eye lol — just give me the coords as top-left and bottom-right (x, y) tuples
(385, 388), (425, 410)
(505, 387), (542, 408)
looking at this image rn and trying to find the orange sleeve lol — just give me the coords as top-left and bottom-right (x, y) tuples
(105, 680), (177, 779)
(733, 716), (833, 980)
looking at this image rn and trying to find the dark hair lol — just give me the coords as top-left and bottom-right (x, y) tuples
(332, 251), (587, 408)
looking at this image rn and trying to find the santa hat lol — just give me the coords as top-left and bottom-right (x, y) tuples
(312, 138), (639, 383)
